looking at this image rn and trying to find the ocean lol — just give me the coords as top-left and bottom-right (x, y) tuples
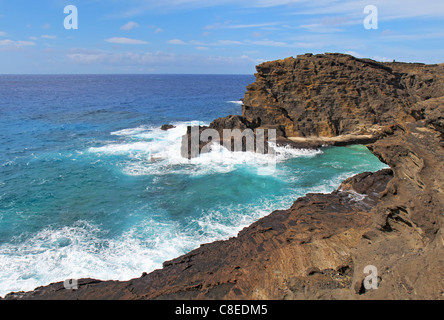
(0, 75), (388, 296)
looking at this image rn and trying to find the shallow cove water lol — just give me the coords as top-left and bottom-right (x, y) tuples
(0, 75), (388, 296)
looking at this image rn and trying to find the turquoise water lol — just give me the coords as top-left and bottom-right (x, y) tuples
(0, 75), (388, 296)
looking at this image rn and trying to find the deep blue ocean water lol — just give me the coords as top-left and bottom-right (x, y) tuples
(0, 75), (388, 296)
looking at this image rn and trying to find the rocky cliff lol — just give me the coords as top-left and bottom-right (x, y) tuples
(243, 53), (442, 139)
(3, 53), (443, 300)
(183, 53), (443, 154)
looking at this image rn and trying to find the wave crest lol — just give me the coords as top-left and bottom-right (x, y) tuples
(88, 122), (322, 177)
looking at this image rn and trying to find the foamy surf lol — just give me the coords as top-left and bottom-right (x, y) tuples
(0, 125), (387, 297)
(0, 194), (293, 297)
(227, 100), (243, 105)
(88, 122), (323, 177)
(0, 220), (189, 296)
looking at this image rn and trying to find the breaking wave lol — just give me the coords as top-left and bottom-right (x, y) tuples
(88, 122), (322, 177)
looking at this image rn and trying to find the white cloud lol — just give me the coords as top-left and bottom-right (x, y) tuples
(344, 51), (397, 64)
(245, 39), (291, 47)
(189, 40), (205, 45)
(292, 0), (444, 21)
(373, 56), (393, 63)
(379, 30), (444, 41)
(121, 21), (139, 31)
(0, 31), (7, 37)
(345, 51), (365, 58)
(113, 0), (444, 21)
(147, 25), (164, 33)
(0, 39), (35, 47)
(109, 0), (308, 18)
(105, 37), (149, 45)
(41, 35), (56, 39)
(298, 23), (344, 33)
(168, 39), (186, 45)
(214, 40), (243, 45)
(167, 39), (243, 46)
(165, 38), (314, 48)
(67, 53), (107, 64)
(205, 21), (281, 30)
(29, 36), (38, 41)
(66, 49), (260, 73)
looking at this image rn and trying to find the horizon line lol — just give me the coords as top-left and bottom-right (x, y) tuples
(0, 73), (255, 76)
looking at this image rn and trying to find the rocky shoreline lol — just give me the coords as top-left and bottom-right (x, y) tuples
(3, 53), (443, 300)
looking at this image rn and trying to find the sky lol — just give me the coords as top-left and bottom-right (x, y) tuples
(0, 0), (443, 74)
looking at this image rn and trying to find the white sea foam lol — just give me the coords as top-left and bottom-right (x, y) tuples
(88, 122), (323, 177)
(0, 193), (294, 297)
(0, 220), (195, 297)
(273, 144), (323, 160)
(345, 191), (367, 202)
(1, 160), (15, 168)
(89, 142), (153, 155)
(227, 100), (243, 105)
(305, 171), (358, 195)
(110, 126), (150, 137)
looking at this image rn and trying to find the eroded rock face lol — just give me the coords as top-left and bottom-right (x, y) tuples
(351, 121), (444, 299)
(182, 53), (443, 155)
(242, 53), (443, 138)
(3, 54), (443, 300)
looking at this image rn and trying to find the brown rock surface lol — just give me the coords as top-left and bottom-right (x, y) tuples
(160, 124), (176, 131)
(3, 53), (443, 300)
(242, 53), (443, 138)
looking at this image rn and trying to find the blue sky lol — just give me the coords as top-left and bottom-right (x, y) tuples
(0, 0), (443, 74)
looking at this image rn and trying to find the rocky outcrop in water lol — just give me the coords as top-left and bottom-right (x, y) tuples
(160, 124), (176, 131)
(3, 53), (443, 300)
(184, 53), (443, 153)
